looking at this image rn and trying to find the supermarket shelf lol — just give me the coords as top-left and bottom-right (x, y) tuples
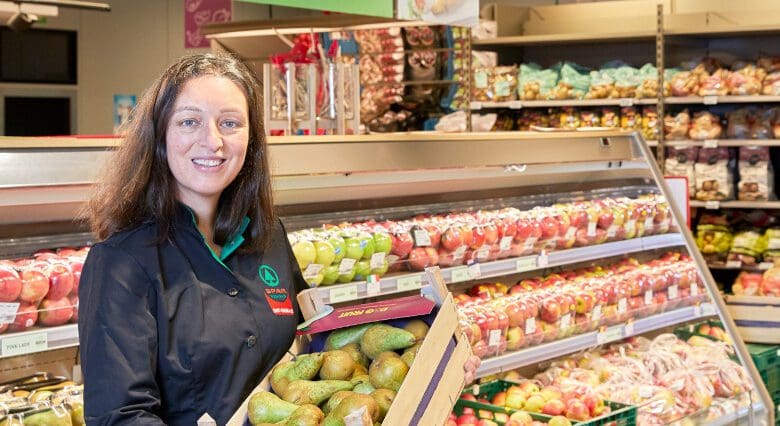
(646, 140), (659, 147)
(708, 262), (771, 272)
(472, 31), (656, 46)
(690, 200), (780, 209)
(702, 402), (766, 426)
(666, 139), (780, 147)
(470, 98), (657, 110)
(305, 233), (684, 306)
(0, 324), (79, 359)
(666, 95), (780, 105)
(476, 303), (718, 377)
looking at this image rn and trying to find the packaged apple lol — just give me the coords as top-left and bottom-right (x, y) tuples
(229, 268), (471, 426)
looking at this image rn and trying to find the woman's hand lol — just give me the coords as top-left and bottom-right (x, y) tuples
(463, 355), (481, 385)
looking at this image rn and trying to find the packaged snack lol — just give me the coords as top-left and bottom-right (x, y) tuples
(695, 223), (733, 262)
(726, 108), (751, 139)
(738, 146), (774, 201)
(519, 63), (558, 100)
(688, 111), (723, 140)
(641, 106), (659, 140)
(620, 106), (642, 131)
(694, 147), (733, 201)
(728, 228), (766, 265)
(665, 146), (699, 195)
(473, 66), (518, 102)
(664, 110), (690, 140)
(549, 62), (590, 100)
(727, 63), (765, 96)
(559, 107), (580, 129)
(698, 68), (730, 96)
(601, 107), (620, 128)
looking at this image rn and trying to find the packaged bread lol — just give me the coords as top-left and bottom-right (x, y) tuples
(664, 110), (691, 140)
(665, 146), (699, 195)
(688, 111), (723, 140)
(738, 146), (773, 201)
(728, 63), (765, 96)
(695, 147), (733, 201)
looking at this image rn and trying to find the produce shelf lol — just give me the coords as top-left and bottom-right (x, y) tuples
(470, 98), (657, 110)
(471, 31), (657, 46)
(475, 303), (718, 378)
(702, 402), (767, 426)
(303, 233), (685, 306)
(690, 200), (780, 210)
(665, 139), (780, 147)
(708, 262), (771, 272)
(0, 324), (79, 359)
(666, 95), (780, 105)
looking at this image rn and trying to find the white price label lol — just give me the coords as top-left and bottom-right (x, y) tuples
(725, 260), (742, 269)
(691, 283), (699, 297)
(303, 263), (324, 279)
(476, 247), (490, 261)
(370, 252), (386, 269)
(451, 266), (471, 283)
(668, 285), (679, 300)
(607, 225), (618, 238)
(329, 286), (358, 303)
(470, 101), (483, 110)
(509, 100), (523, 109)
(525, 317), (536, 334)
(760, 262), (775, 270)
(644, 218), (654, 231)
(1, 332), (47, 357)
(468, 263), (482, 279)
(523, 237), (538, 251)
(769, 239), (780, 250)
(618, 298), (628, 314)
(592, 304), (602, 322)
(619, 98), (634, 107)
(413, 229), (431, 247)
(453, 245), (467, 260)
(587, 222), (597, 237)
(597, 326), (623, 344)
(705, 200), (720, 210)
(626, 220), (636, 232)
(500, 236), (513, 251)
(338, 258), (357, 274)
(516, 257), (536, 273)
(0, 303), (19, 325)
(560, 313), (572, 331)
(703, 95), (718, 105)
(397, 275), (422, 292)
(537, 252), (549, 267)
(472, 384), (480, 395)
(565, 227), (577, 240)
(366, 277), (381, 296)
(625, 321), (635, 336)
(645, 290), (653, 306)
(703, 139), (719, 148)
(488, 329), (501, 346)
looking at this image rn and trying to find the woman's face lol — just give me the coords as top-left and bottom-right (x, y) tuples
(166, 75), (249, 211)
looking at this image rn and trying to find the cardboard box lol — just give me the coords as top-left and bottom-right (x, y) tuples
(221, 267), (472, 426)
(726, 295), (780, 344)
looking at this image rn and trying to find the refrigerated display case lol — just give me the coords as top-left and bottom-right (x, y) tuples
(0, 131), (773, 424)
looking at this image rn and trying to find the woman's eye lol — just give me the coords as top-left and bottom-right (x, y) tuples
(222, 120), (240, 129)
(181, 119), (199, 127)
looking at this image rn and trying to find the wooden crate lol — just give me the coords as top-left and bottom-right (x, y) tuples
(726, 295), (780, 344)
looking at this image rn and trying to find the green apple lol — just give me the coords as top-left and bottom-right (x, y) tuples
(291, 240), (316, 270)
(371, 259), (389, 276)
(321, 264), (340, 286)
(328, 235), (347, 263)
(305, 272), (324, 287)
(373, 231), (392, 254)
(314, 240), (336, 266)
(353, 260), (372, 281)
(344, 236), (364, 260)
(358, 232), (375, 260)
(337, 266), (356, 283)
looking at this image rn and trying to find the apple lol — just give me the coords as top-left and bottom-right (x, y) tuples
(469, 225), (486, 250)
(548, 416), (572, 426)
(506, 411), (533, 426)
(425, 247), (440, 267)
(542, 398), (566, 416)
(483, 223), (499, 245)
(68, 294), (79, 323)
(540, 386), (563, 402)
(491, 390), (507, 406)
(540, 298), (562, 323)
(38, 297), (74, 326)
(0, 266), (22, 302)
(44, 263), (74, 300)
(19, 269), (49, 303)
(407, 247), (431, 271)
(472, 340), (489, 358)
(68, 260), (83, 295)
(10, 302), (38, 332)
(505, 390), (527, 410)
(291, 240), (317, 270)
(456, 413), (478, 426)
(336, 261), (356, 284)
(538, 215), (559, 240)
(441, 226), (464, 251)
(494, 413), (509, 424)
(0, 323), (8, 334)
(343, 235), (364, 261)
(505, 302), (526, 328)
(519, 381), (540, 395)
(477, 420), (498, 426)
(446, 413), (458, 426)
(372, 231), (392, 255)
(320, 264), (340, 285)
(353, 260), (372, 281)
(523, 394), (545, 412)
(313, 240), (336, 266)
(574, 292), (594, 315)
(565, 399), (590, 421)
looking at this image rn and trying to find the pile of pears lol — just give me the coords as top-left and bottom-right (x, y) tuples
(248, 320), (430, 425)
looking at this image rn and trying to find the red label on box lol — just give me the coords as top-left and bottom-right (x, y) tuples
(297, 295), (435, 335)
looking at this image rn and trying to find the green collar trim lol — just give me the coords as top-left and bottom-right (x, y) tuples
(183, 206), (250, 267)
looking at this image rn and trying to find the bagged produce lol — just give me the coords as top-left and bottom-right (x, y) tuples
(664, 110), (690, 140)
(473, 65), (518, 102)
(516, 109), (550, 130)
(620, 106), (642, 131)
(695, 223), (733, 262)
(759, 56), (780, 95)
(733, 271), (763, 295)
(636, 64), (677, 98)
(727, 228), (766, 266)
(559, 107), (580, 129)
(670, 71), (699, 97)
(694, 147), (733, 201)
(601, 107), (620, 128)
(738, 146), (774, 201)
(641, 106), (659, 140)
(698, 68), (730, 96)
(688, 111), (723, 140)
(518, 63), (558, 100)
(549, 62), (590, 100)
(726, 108), (751, 139)
(585, 69), (615, 99)
(606, 62), (640, 98)
(762, 228), (780, 264)
(727, 62), (765, 95)
(665, 146), (698, 195)
(580, 109), (601, 128)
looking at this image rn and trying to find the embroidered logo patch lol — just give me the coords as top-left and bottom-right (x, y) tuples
(258, 264), (279, 287)
(264, 288), (294, 316)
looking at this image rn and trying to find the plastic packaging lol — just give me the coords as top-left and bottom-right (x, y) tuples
(738, 146), (774, 201)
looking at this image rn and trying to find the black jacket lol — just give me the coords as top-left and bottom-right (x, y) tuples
(78, 206), (307, 425)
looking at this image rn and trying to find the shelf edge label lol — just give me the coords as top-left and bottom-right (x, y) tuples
(2, 332), (48, 357)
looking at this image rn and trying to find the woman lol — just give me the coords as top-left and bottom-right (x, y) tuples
(79, 53), (478, 425)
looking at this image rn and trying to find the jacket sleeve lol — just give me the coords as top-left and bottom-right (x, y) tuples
(78, 243), (165, 425)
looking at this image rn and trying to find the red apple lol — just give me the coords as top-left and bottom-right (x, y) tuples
(0, 266), (22, 302)
(407, 247), (431, 271)
(390, 231), (414, 258)
(44, 262), (74, 300)
(492, 390), (507, 406)
(540, 298), (561, 323)
(456, 413), (478, 426)
(506, 411), (533, 426)
(38, 297), (74, 326)
(565, 399), (590, 421)
(542, 398), (566, 416)
(0, 322), (8, 334)
(424, 223), (442, 248)
(483, 223), (499, 245)
(19, 269), (49, 303)
(69, 260), (83, 295)
(10, 302), (38, 332)
(441, 226), (464, 251)
(68, 294), (79, 323)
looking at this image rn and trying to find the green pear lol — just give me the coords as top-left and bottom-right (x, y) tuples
(69, 402), (85, 426)
(22, 408), (73, 426)
(281, 379), (354, 405)
(248, 391), (299, 425)
(369, 355), (409, 392)
(322, 391), (355, 415)
(359, 324), (416, 359)
(353, 382), (376, 394)
(401, 342), (422, 368)
(350, 374), (371, 387)
(322, 394), (380, 426)
(403, 320), (429, 340)
(370, 389), (396, 422)
(271, 353), (325, 395)
(351, 364), (368, 378)
(341, 343), (368, 368)
(282, 404), (324, 426)
(325, 323), (373, 351)
(320, 350), (355, 380)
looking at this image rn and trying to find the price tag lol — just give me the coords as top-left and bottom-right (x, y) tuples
(516, 257), (537, 273)
(701, 303), (716, 316)
(413, 229), (431, 247)
(703, 95), (718, 105)
(468, 263), (482, 279)
(560, 313), (572, 331)
(705, 200), (720, 210)
(523, 238), (537, 252)
(760, 262), (775, 270)
(397, 275), (422, 292)
(470, 101), (483, 110)
(592, 304), (602, 322)
(366, 276), (381, 296)
(509, 100), (523, 109)
(565, 227), (577, 241)
(500, 236), (513, 251)
(475, 71), (488, 88)
(1, 332), (47, 357)
(476, 247), (490, 261)
(329, 285), (358, 303)
(339, 258), (357, 274)
(607, 225), (618, 239)
(645, 290), (653, 306)
(525, 317), (536, 334)
(725, 260), (742, 269)
(644, 218), (654, 232)
(619, 98), (634, 107)
(703, 139), (719, 148)
(451, 266), (471, 283)
(303, 263), (324, 279)
(626, 220), (636, 233)
(597, 326), (623, 344)
(453, 245), (467, 260)
(472, 384), (480, 395)
(488, 329), (501, 346)
(691, 283), (699, 297)
(587, 222), (597, 237)
(625, 321), (635, 336)
(370, 252), (386, 269)
(537, 252), (549, 268)
(618, 298), (627, 314)
(495, 80), (511, 97)
(0, 302), (19, 325)
(668, 285), (679, 300)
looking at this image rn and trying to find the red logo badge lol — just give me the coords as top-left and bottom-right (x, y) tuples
(264, 288), (294, 316)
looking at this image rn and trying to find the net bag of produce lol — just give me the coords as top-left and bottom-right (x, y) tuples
(518, 63), (558, 100)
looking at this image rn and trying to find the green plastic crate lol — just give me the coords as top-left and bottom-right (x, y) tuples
(747, 343), (780, 372)
(458, 380), (637, 426)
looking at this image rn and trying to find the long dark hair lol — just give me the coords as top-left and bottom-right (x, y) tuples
(86, 53), (275, 252)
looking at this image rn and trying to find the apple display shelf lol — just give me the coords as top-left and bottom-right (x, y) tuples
(0, 131), (773, 424)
